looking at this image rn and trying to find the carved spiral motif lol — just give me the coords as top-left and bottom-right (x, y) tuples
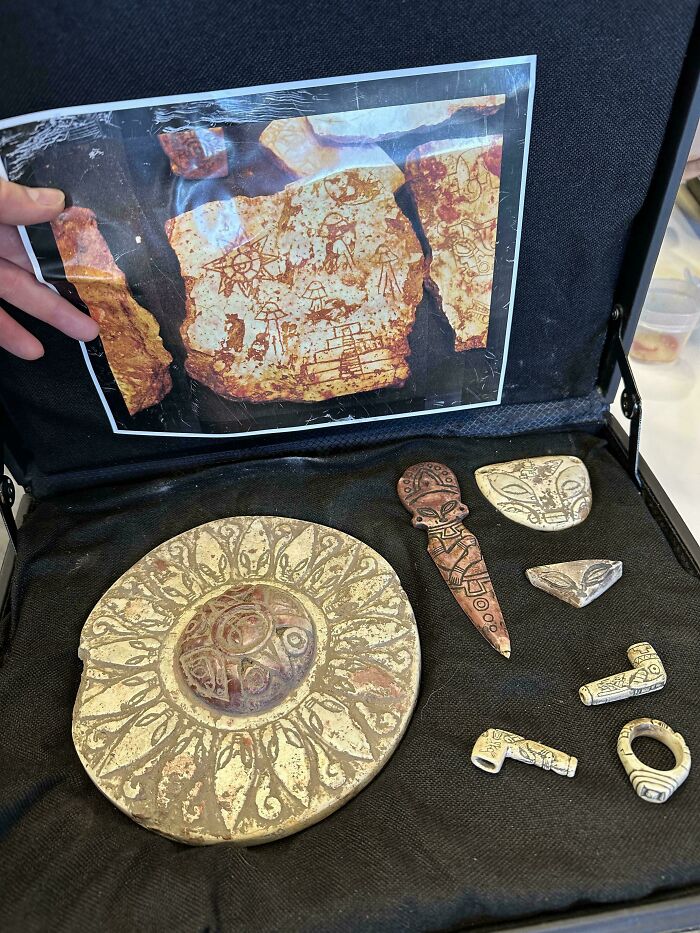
(176, 583), (316, 715)
(73, 516), (420, 845)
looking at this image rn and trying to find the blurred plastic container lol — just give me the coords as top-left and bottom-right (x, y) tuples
(630, 278), (700, 364)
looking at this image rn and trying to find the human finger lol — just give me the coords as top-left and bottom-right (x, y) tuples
(0, 223), (33, 271)
(0, 256), (99, 342)
(0, 305), (44, 359)
(0, 178), (65, 225)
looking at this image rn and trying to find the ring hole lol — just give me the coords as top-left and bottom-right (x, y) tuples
(475, 757), (497, 771)
(631, 737), (677, 771)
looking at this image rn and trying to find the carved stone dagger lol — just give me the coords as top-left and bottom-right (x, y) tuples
(398, 461), (511, 658)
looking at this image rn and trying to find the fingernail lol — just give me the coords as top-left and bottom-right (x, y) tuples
(27, 187), (65, 209)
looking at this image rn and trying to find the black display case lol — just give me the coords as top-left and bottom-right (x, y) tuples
(1, 2), (700, 930)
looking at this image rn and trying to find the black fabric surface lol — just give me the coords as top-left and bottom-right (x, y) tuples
(1, 430), (699, 932)
(0, 0), (697, 488)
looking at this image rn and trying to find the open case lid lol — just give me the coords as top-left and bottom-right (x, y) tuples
(0, 0), (699, 496)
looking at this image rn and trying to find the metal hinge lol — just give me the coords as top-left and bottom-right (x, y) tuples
(0, 413), (17, 553)
(610, 304), (642, 486)
(0, 473), (17, 553)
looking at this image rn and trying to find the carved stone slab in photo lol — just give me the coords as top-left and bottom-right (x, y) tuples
(73, 516), (420, 845)
(526, 559), (622, 608)
(474, 455), (592, 531)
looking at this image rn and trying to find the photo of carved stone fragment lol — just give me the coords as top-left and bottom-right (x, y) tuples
(0, 58), (534, 436)
(165, 167), (424, 402)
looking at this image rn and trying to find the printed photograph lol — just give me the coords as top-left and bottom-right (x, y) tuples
(0, 58), (535, 437)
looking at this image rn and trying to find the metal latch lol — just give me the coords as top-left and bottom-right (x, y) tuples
(610, 304), (642, 485)
(0, 473), (17, 553)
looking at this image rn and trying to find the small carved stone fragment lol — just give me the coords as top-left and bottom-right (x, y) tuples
(158, 127), (228, 179)
(471, 728), (577, 777)
(526, 559), (622, 608)
(617, 718), (691, 803)
(580, 643), (666, 706)
(397, 462), (511, 658)
(475, 455), (592, 530)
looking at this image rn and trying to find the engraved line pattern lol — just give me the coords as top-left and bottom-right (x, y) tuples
(73, 516), (419, 844)
(475, 456), (592, 531)
(617, 718), (691, 804)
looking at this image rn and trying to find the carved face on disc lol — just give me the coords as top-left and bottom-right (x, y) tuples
(397, 462), (470, 530)
(176, 583), (315, 715)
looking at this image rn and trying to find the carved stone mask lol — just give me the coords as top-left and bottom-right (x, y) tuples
(474, 456), (592, 531)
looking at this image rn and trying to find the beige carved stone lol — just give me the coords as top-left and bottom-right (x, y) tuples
(405, 136), (502, 350)
(580, 643), (666, 705)
(51, 207), (173, 415)
(158, 127), (228, 179)
(259, 116), (405, 190)
(526, 559), (622, 608)
(471, 729), (577, 778)
(73, 516), (420, 845)
(307, 96), (504, 143)
(617, 718), (691, 804)
(474, 456), (592, 531)
(165, 166), (424, 402)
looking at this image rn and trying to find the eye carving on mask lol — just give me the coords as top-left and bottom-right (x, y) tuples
(475, 456), (592, 531)
(488, 474), (539, 504)
(557, 466), (585, 500)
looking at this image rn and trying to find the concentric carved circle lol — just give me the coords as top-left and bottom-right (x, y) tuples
(176, 583), (316, 715)
(73, 516), (420, 845)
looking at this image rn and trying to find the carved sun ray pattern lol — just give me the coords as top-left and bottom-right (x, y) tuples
(74, 516), (419, 845)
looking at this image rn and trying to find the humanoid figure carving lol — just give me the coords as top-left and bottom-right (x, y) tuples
(397, 461), (511, 658)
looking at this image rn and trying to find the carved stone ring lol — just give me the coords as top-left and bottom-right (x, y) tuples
(617, 718), (691, 804)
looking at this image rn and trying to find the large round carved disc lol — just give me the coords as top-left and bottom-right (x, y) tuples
(72, 516), (420, 845)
